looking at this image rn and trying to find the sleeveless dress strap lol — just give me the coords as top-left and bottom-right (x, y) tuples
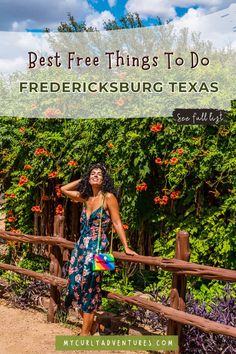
(96, 193), (105, 253)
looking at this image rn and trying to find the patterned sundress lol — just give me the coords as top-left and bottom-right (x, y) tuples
(65, 203), (111, 313)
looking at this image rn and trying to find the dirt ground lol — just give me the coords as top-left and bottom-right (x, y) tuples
(0, 300), (155, 354)
(0, 301), (78, 354)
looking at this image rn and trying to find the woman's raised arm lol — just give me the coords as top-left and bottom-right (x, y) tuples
(60, 179), (85, 203)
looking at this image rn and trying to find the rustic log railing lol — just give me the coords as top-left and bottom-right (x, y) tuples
(0, 228), (236, 354)
(0, 262), (235, 339)
(1, 230), (235, 281)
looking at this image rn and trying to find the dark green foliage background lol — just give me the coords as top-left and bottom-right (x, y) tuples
(0, 110), (235, 298)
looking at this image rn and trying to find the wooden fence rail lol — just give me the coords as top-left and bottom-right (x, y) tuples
(0, 228), (236, 354)
(0, 262), (236, 340)
(1, 230), (236, 281)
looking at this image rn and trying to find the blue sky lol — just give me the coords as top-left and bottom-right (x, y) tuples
(0, 0), (235, 32)
(89, 0), (192, 22)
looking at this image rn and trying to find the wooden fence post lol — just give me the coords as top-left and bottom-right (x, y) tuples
(47, 215), (64, 322)
(167, 230), (190, 353)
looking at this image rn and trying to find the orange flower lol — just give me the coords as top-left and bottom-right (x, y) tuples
(24, 164), (32, 170)
(170, 191), (181, 200)
(10, 228), (21, 234)
(55, 184), (62, 198)
(107, 143), (114, 149)
(177, 148), (184, 155)
(123, 224), (129, 230)
(164, 160), (169, 165)
(41, 195), (50, 201)
(35, 148), (41, 156)
(19, 127), (26, 133)
(55, 204), (64, 215)
(150, 123), (162, 133)
(115, 98), (125, 107)
(154, 157), (162, 165)
(136, 182), (147, 191)
(117, 72), (127, 79)
(169, 157), (179, 165)
(18, 176), (29, 186)
(35, 148), (49, 156)
(154, 196), (161, 204)
(48, 171), (58, 179)
(154, 195), (169, 206)
(7, 216), (16, 223)
(67, 160), (78, 167)
(162, 195), (169, 205)
(31, 206), (41, 213)
(44, 108), (62, 118)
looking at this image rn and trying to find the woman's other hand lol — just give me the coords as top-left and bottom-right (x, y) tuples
(124, 247), (138, 256)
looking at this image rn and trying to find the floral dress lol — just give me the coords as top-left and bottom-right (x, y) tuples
(65, 204), (111, 313)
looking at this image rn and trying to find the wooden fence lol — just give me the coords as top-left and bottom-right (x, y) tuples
(0, 228), (236, 354)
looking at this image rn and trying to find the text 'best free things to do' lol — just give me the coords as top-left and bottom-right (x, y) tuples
(27, 50), (210, 70)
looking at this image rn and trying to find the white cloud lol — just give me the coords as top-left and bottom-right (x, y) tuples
(169, 0), (234, 8)
(0, 31), (51, 73)
(16, 32), (50, 51)
(174, 7), (207, 29)
(11, 20), (34, 31)
(0, 57), (25, 73)
(0, 0), (94, 31)
(125, 0), (176, 20)
(172, 1), (235, 12)
(1, 0), (236, 32)
(125, 0), (236, 20)
(85, 10), (115, 30)
(172, 3), (236, 49)
(108, 0), (117, 7)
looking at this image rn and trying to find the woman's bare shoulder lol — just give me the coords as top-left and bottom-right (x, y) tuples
(104, 193), (118, 209)
(104, 192), (116, 200)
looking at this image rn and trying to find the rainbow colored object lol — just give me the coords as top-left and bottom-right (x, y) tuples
(92, 253), (115, 271)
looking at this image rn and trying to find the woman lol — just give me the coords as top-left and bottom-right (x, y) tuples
(61, 163), (138, 336)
